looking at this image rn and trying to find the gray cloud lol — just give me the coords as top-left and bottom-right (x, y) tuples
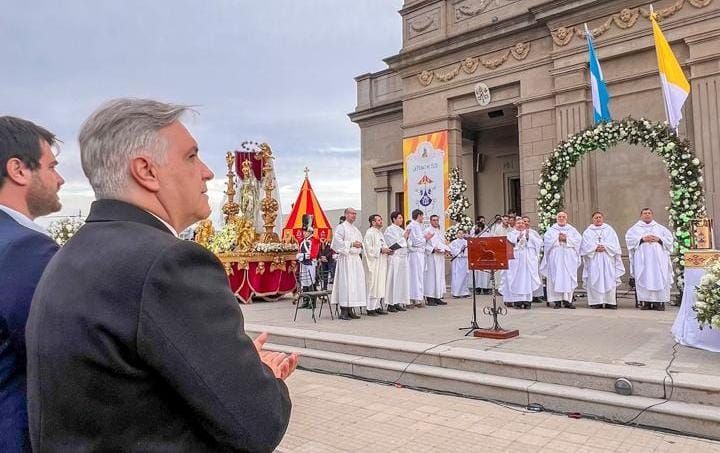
(1, 0), (402, 221)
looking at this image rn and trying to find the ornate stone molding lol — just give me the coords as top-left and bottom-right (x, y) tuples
(454, 0), (519, 22)
(410, 15), (436, 33)
(417, 41), (530, 86)
(551, 0), (714, 47)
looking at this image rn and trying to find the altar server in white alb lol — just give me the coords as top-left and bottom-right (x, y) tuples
(424, 215), (450, 306)
(502, 218), (542, 309)
(625, 208), (674, 311)
(363, 214), (391, 316)
(384, 211), (409, 312)
(523, 215), (545, 302)
(331, 207), (366, 320)
(408, 209), (432, 308)
(449, 230), (470, 298)
(540, 211), (582, 309)
(580, 212), (625, 309)
(469, 224), (492, 294)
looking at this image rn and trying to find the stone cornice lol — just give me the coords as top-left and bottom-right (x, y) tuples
(400, 0), (441, 16)
(401, 114), (462, 131)
(384, 11), (538, 70)
(401, 56), (552, 103)
(684, 27), (720, 44)
(373, 160), (404, 176)
(348, 101), (403, 124)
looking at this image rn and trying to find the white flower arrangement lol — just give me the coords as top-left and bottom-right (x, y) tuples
(445, 167), (474, 241)
(47, 217), (84, 246)
(694, 261), (720, 329)
(253, 242), (299, 253)
(536, 118), (705, 286)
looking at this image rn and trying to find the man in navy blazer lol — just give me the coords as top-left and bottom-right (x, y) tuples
(0, 116), (64, 452)
(27, 99), (298, 452)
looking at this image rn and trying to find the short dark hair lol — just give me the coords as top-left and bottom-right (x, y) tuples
(641, 208), (653, 214)
(0, 116), (57, 189)
(430, 214), (439, 221)
(390, 210), (402, 222)
(412, 209), (423, 220)
(592, 211), (604, 218)
(339, 215), (346, 224)
(368, 214), (380, 225)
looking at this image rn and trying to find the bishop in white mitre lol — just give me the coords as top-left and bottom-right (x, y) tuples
(580, 212), (625, 309)
(330, 208), (366, 320)
(540, 211), (582, 309)
(408, 209), (431, 308)
(501, 218), (542, 309)
(424, 214), (450, 305)
(449, 230), (470, 298)
(363, 214), (391, 316)
(384, 211), (410, 312)
(625, 208), (674, 311)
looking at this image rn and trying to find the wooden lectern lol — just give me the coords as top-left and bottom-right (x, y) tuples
(468, 237), (514, 270)
(465, 237), (519, 339)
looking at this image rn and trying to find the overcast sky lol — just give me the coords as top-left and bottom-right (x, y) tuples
(0, 0), (403, 222)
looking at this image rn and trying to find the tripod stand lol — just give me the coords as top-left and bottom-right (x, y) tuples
(461, 236), (519, 339)
(459, 269), (482, 336)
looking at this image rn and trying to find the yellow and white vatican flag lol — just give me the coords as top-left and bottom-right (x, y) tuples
(650, 10), (690, 130)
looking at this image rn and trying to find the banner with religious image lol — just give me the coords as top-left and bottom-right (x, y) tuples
(403, 131), (449, 228)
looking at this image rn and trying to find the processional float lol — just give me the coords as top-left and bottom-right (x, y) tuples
(194, 143), (298, 303)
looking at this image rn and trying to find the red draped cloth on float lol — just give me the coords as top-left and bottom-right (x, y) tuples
(226, 259), (297, 304)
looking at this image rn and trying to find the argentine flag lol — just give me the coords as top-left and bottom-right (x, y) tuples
(585, 24), (611, 123)
(650, 10), (690, 131)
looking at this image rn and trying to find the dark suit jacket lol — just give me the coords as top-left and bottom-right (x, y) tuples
(0, 209), (59, 452)
(26, 200), (291, 452)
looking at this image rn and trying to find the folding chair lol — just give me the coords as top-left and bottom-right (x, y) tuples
(293, 267), (333, 323)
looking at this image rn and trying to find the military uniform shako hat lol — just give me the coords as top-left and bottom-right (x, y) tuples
(302, 214), (314, 233)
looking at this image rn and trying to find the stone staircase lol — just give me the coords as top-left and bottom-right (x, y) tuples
(247, 324), (720, 440)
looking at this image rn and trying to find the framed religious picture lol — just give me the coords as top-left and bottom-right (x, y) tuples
(691, 218), (714, 250)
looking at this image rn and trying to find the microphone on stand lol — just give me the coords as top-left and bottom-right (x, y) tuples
(477, 217), (501, 237)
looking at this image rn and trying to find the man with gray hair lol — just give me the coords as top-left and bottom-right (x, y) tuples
(26, 98), (296, 452)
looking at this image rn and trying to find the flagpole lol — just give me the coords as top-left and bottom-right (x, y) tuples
(650, 5), (674, 133)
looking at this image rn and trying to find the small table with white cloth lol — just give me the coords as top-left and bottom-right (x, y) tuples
(671, 250), (720, 352)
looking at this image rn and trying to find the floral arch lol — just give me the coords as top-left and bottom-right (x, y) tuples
(536, 118), (705, 277)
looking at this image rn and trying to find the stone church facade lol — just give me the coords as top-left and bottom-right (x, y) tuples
(349, 0), (720, 236)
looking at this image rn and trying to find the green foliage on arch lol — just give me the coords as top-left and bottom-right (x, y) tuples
(536, 118), (705, 277)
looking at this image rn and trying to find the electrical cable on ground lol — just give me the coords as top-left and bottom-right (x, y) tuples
(296, 338), (714, 441)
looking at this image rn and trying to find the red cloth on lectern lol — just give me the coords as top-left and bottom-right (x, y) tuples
(227, 260), (297, 304)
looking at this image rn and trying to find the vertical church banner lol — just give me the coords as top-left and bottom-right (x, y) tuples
(403, 131), (449, 228)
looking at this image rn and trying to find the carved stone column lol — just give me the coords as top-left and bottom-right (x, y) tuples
(687, 31), (720, 244)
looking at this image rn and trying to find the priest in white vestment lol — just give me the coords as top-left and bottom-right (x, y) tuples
(540, 211), (582, 309)
(330, 208), (366, 319)
(449, 231), (470, 297)
(625, 208), (674, 311)
(424, 215), (450, 305)
(523, 215), (545, 302)
(580, 212), (625, 309)
(384, 211), (410, 312)
(490, 215), (513, 236)
(501, 218), (542, 309)
(490, 215), (513, 289)
(408, 209), (431, 307)
(363, 214), (391, 316)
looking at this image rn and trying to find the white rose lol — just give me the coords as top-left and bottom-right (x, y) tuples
(692, 158), (700, 165)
